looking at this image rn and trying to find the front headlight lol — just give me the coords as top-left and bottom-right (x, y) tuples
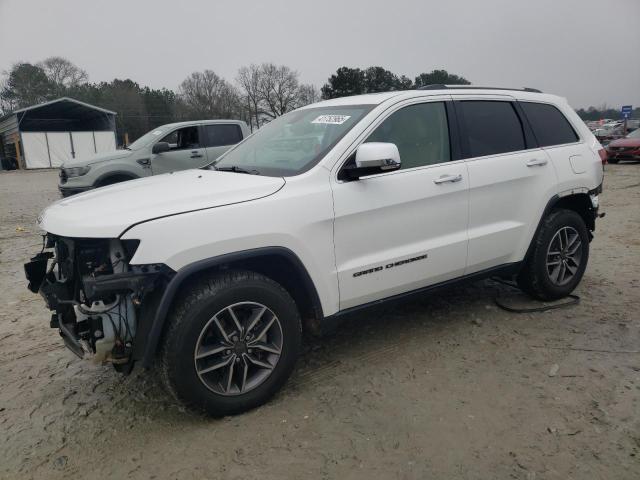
(64, 166), (91, 178)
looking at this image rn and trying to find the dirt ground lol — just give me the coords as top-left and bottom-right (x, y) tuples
(0, 166), (639, 480)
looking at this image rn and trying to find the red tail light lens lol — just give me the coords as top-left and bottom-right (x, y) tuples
(598, 148), (607, 164)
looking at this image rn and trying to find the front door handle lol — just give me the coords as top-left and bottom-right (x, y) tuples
(137, 158), (151, 166)
(434, 173), (463, 184)
(190, 150), (203, 159)
(526, 158), (548, 167)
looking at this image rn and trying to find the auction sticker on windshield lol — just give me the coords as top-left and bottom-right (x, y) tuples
(312, 115), (351, 125)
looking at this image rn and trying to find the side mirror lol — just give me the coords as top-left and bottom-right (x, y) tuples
(341, 142), (401, 180)
(152, 142), (170, 154)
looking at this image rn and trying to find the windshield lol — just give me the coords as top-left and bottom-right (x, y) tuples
(127, 126), (172, 150)
(212, 105), (373, 176)
(626, 128), (640, 139)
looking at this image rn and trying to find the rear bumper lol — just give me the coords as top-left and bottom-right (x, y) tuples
(606, 148), (640, 161)
(608, 154), (640, 161)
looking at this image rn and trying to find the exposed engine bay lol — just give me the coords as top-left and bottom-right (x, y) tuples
(24, 235), (169, 371)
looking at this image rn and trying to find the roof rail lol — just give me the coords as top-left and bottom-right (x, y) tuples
(417, 84), (542, 93)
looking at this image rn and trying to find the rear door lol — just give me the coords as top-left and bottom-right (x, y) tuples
(518, 101), (588, 194)
(150, 125), (208, 174)
(455, 97), (558, 273)
(331, 98), (470, 310)
(203, 123), (244, 162)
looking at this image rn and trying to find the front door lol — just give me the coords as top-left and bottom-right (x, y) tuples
(331, 100), (470, 310)
(151, 125), (208, 175)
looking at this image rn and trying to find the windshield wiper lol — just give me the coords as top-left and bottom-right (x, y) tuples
(214, 165), (260, 175)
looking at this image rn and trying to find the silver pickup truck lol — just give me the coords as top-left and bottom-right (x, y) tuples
(58, 119), (249, 196)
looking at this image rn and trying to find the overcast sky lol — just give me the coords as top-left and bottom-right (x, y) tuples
(1, 0), (638, 109)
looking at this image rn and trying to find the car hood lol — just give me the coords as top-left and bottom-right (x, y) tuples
(39, 169), (285, 238)
(62, 150), (132, 168)
(607, 138), (640, 148)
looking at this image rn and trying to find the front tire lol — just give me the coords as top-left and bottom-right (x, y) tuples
(517, 209), (590, 300)
(159, 270), (302, 416)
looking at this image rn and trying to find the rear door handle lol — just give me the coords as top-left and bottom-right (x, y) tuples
(434, 173), (463, 184)
(526, 158), (548, 167)
(190, 150), (203, 159)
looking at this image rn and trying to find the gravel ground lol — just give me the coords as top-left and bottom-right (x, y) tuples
(0, 166), (639, 480)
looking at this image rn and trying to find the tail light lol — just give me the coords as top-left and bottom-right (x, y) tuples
(598, 148), (607, 165)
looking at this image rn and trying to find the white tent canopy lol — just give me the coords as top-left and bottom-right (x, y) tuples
(22, 131), (116, 168)
(0, 97), (118, 169)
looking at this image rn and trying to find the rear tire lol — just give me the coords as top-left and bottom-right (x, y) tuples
(159, 270), (301, 416)
(517, 209), (589, 300)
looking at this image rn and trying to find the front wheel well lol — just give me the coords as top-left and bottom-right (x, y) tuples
(175, 252), (323, 331)
(95, 173), (138, 187)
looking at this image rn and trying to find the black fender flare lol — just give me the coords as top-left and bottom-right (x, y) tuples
(94, 171), (139, 187)
(523, 189), (599, 264)
(140, 246), (323, 368)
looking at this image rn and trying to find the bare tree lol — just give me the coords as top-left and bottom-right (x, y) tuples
(38, 56), (88, 93)
(236, 64), (263, 131)
(257, 63), (300, 119)
(296, 83), (319, 108)
(236, 63), (314, 129)
(179, 70), (240, 119)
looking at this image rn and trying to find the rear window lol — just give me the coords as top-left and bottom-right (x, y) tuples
(520, 102), (579, 147)
(459, 101), (525, 157)
(205, 124), (243, 147)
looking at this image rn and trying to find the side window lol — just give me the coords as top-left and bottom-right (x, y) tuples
(520, 102), (579, 147)
(365, 102), (451, 169)
(159, 126), (200, 151)
(205, 124), (243, 147)
(459, 101), (525, 157)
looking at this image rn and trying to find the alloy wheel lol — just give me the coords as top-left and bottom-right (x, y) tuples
(194, 302), (283, 396)
(546, 226), (582, 286)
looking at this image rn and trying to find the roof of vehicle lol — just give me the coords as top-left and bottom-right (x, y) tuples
(157, 119), (246, 129)
(306, 86), (564, 108)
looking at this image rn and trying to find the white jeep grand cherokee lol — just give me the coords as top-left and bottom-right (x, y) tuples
(25, 86), (605, 415)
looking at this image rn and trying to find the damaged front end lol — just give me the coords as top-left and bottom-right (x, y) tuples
(24, 235), (172, 372)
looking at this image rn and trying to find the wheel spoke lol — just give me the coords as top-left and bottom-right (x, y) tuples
(240, 356), (249, 392)
(549, 263), (562, 283)
(250, 342), (281, 355)
(250, 315), (277, 343)
(244, 306), (267, 337)
(212, 316), (232, 343)
(566, 233), (579, 250)
(224, 356), (236, 393)
(246, 354), (273, 370)
(567, 240), (582, 255)
(546, 259), (561, 267)
(565, 262), (577, 275)
(198, 356), (232, 375)
(195, 343), (227, 360)
(558, 263), (567, 283)
(227, 307), (243, 335)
